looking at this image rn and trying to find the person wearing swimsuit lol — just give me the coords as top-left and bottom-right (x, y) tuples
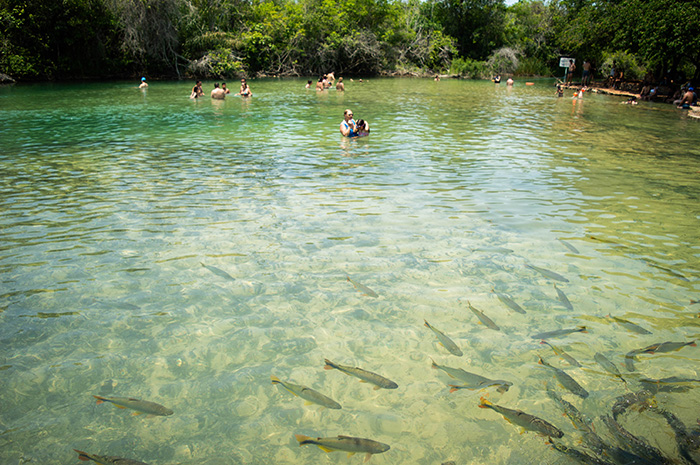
(340, 109), (356, 137)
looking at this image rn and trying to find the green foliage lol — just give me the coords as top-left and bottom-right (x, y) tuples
(600, 51), (645, 81)
(450, 57), (488, 79)
(515, 56), (552, 76)
(486, 47), (520, 74)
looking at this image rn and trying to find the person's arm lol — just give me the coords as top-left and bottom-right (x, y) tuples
(340, 121), (353, 137)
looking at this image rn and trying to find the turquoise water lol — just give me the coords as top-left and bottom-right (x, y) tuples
(1, 78), (699, 464)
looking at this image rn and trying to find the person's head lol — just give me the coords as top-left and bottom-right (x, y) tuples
(356, 119), (365, 130)
(338, 77), (343, 82)
(690, 87), (695, 92)
(222, 82), (227, 88)
(141, 77), (146, 82)
(196, 80), (202, 86)
(241, 79), (247, 86)
(214, 83), (219, 88)
(307, 80), (312, 85)
(344, 109), (353, 120)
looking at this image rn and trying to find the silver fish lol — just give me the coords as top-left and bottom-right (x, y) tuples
(295, 434), (390, 461)
(540, 340), (581, 367)
(431, 359), (512, 393)
(607, 315), (652, 335)
(74, 450), (148, 465)
(323, 359), (398, 390)
(558, 239), (580, 254)
(466, 301), (500, 331)
(594, 352), (627, 385)
(271, 376), (341, 409)
(493, 289), (526, 314)
(424, 320), (463, 356)
(554, 284), (573, 310)
(531, 326), (587, 340)
(201, 262), (236, 281)
(347, 276), (378, 298)
(537, 356), (588, 399)
(93, 395), (173, 416)
(526, 263), (569, 283)
(478, 397), (564, 438)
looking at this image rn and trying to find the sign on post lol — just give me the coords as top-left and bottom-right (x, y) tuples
(559, 57), (575, 68)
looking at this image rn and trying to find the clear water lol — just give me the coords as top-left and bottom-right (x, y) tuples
(1, 78), (699, 464)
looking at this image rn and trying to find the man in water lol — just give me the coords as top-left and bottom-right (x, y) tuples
(221, 82), (231, 94)
(340, 109), (356, 137)
(211, 83), (226, 99)
(139, 77), (148, 88)
(336, 77), (345, 91)
(678, 87), (696, 109)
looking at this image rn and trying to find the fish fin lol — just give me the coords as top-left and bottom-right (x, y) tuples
(271, 375), (280, 384)
(93, 395), (105, 404)
(448, 385), (459, 393)
(347, 452), (356, 458)
(294, 434), (310, 444)
(373, 385), (381, 390)
(131, 411), (145, 415)
(318, 446), (335, 453)
(74, 450), (90, 461)
(364, 452), (371, 462)
(690, 341), (697, 347)
(478, 396), (492, 408)
(323, 359), (335, 370)
(304, 401), (313, 405)
(359, 379), (368, 383)
(115, 405), (127, 409)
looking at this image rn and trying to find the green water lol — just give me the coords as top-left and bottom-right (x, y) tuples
(1, 78), (699, 464)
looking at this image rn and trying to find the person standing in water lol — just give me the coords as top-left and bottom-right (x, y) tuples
(340, 109), (356, 137)
(139, 77), (148, 88)
(236, 79), (252, 97)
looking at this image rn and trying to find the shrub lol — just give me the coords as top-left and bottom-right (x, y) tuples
(450, 57), (488, 79)
(600, 51), (645, 81)
(486, 47), (521, 75)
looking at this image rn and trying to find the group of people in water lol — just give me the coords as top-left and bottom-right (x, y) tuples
(187, 79), (252, 99)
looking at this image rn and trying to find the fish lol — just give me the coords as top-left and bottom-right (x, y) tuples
(346, 276), (378, 298)
(546, 389), (605, 453)
(644, 260), (689, 282)
(478, 397), (564, 438)
(271, 376), (341, 409)
(431, 359), (512, 393)
(623, 349), (643, 372)
(294, 434), (390, 462)
(600, 414), (673, 464)
(93, 396), (173, 416)
(537, 355), (589, 399)
(492, 288), (526, 314)
(558, 239), (580, 254)
(466, 301), (500, 331)
(424, 320), (463, 356)
(526, 263), (569, 283)
(554, 284), (573, 310)
(639, 376), (700, 394)
(200, 262), (236, 281)
(548, 441), (612, 465)
(323, 359), (398, 390)
(611, 389), (656, 420)
(639, 340), (696, 354)
(593, 352), (627, 385)
(607, 315), (652, 335)
(691, 299), (699, 305)
(656, 408), (700, 464)
(74, 449), (149, 465)
(531, 326), (587, 340)
(540, 340), (581, 367)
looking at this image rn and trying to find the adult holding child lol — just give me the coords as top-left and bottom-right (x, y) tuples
(340, 109), (370, 137)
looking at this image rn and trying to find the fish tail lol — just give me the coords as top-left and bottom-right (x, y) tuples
(478, 396), (492, 408)
(430, 358), (438, 369)
(294, 434), (311, 445)
(448, 385), (459, 393)
(577, 326), (588, 333)
(423, 320), (430, 328)
(323, 359), (337, 370)
(537, 355), (545, 365)
(690, 341), (697, 347)
(93, 395), (106, 404)
(74, 450), (91, 461)
(271, 375), (281, 384)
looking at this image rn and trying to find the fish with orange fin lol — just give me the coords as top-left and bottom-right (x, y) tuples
(478, 397), (564, 438)
(424, 320), (463, 356)
(271, 375), (341, 409)
(294, 434), (390, 462)
(323, 359), (398, 390)
(74, 449), (149, 464)
(93, 395), (173, 416)
(346, 276), (378, 297)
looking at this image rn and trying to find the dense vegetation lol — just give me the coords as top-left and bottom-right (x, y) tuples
(0, 0), (697, 82)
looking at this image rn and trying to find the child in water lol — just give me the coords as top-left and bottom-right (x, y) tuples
(355, 119), (370, 136)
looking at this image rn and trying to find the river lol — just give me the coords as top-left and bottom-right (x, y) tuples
(1, 78), (699, 464)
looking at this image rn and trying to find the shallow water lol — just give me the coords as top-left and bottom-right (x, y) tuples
(1, 78), (699, 464)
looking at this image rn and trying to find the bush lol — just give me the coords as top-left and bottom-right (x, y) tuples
(186, 49), (245, 78)
(515, 57), (552, 76)
(600, 51), (645, 81)
(450, 57), (488, 79)
(486, 47), (521, 75)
